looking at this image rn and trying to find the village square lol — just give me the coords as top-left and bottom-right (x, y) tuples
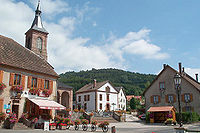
(0, 0), (200, 133)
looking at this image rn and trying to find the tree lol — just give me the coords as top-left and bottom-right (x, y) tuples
(130, 98), (140, 110)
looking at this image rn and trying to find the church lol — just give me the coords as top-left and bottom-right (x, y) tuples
(0, 1), (68, 119)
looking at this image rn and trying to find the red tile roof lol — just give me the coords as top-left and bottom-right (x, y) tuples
(147, 106), (174, 112)
(0, 35), (58, 77)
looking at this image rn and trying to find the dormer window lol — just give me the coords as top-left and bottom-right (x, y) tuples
(37, 37), (42, 50)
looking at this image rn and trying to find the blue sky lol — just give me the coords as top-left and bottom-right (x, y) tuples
(1, 0), (200, 77)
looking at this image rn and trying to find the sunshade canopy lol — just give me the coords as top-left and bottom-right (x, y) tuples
(29, 98), (66, 110)
(147, 106), (174, 112)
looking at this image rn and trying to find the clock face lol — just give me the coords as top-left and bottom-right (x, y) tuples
(37, 37), (42, 50)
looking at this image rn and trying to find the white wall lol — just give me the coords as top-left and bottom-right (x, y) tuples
(118, 89), (126, 110)
(76, 92), (95, 112)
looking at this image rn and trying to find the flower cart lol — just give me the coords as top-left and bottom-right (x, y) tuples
(91, 120), (97, 132)
(98, 121), (109, 132)
(49, 123), (56, 130)
(59, 123), (67, 130)
(74, 119), (81, 130)
(81, 119), (89, 131)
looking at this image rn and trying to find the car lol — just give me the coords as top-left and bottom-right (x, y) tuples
(138, 114), (146, 120)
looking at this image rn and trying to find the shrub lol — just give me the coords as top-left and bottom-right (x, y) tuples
(176, 112), (200, 124)
(145, 112), (150, 123)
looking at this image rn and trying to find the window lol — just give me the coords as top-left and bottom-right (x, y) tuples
(37, 37), (42, 50)
(88, 95), (90, 101)
(153, 95), (159, 104)
(99, 103), (102, 110)
(106, 86), (110, 93)
(100, 94), (102, 101)
(84, 103), (87, 110)
(31, 77), (37, 88)
(44, 80), (49, 89)
(184, 94), (190, 102)
(185, 106), (191, 112)
(78, 96), (81, 102)
(159, 82), (165, 89)
(168, 95), (174, 103)
(107, 94), (109, 101)
(14, 74), (21, 85)
(84, 95), (86, 101)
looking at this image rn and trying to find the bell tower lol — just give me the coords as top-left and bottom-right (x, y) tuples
(25, 0), (48, 60)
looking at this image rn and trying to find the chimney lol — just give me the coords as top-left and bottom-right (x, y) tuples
(179, 62), (182, 74)
(163, 64), (166, 69)
(93, 79), (96, 88)
(195, 74), (198, 82)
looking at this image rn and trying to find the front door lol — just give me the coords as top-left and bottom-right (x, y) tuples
(106, 103), (110, 111)
(12, 105), (19, 118)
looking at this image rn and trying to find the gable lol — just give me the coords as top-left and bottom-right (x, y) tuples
(98, 82), (118, 93)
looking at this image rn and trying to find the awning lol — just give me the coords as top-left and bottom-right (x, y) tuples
(28, 98), (66, 110)
(147, 106), (174, 112)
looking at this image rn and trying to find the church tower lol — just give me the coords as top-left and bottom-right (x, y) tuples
(25, 0), (48, 60)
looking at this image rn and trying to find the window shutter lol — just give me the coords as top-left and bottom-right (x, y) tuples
(173, 94), (176, 103)
(181, 94), (185, 102)
(182, 107), (186, 112)
(21, 75), (25, 89)
(190, 93), (193, 102)
(27, 76), (32, 88)
(41, 79), (45, 89)
(158, 96), (161, 103)
(49, 80), (53, 92)
(9, 73), (14, 86)
(0, 99), (3, 112)
(0, 70), (3, 83)
(191, 107), (194, 112)
(37, 78), (41, 89)
(150, 96), (153, 103)
(165, 95), (168, 103)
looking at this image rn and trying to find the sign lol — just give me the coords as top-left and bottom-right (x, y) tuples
(6, 109), (11, 114)
(44, 121), (49, 131)
(4, 104), (11, 109)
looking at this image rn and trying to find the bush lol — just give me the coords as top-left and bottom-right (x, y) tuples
(176, 112), (200, 124)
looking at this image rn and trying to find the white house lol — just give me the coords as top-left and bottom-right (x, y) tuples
(116, 87), (126, 110)
(75, 80), (126, 112)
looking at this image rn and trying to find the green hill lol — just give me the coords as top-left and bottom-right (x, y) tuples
(58, 68), (156, 96)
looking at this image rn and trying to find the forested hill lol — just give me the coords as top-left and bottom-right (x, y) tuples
(59, 68), (156, 96)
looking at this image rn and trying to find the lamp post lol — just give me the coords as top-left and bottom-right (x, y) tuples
(174, 73), (182, 127)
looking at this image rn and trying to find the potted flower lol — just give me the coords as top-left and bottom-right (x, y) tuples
(49, 123), (56, 130)
(4, 113), (18, 129)
(73, 109), (79, 113)
(59, 123), (67, 130)
(30, 117), (38, 129)
(11, 85), (23, 92)
(29, 88), (40, 95)
(89, 112), (94, 116)
(0, 83), (6, 90)
(80, 109), (85, 113)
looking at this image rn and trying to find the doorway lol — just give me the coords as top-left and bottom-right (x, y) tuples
(12, 105), (19, 118)
(106, 103), (110, 111)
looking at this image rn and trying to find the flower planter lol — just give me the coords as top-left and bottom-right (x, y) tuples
(49, 123), (56, 130)
(59, 124), (67, 130)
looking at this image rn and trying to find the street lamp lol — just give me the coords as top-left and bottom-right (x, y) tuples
(174, 73), (182, 127)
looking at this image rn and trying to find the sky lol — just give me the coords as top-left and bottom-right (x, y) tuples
(0, 0), (200, 78)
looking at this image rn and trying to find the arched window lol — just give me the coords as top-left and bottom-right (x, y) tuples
(37, 37), (42, 50)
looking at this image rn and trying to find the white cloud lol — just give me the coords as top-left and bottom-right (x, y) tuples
(0, 0), (169, 74)
(185, 68), (200, 80)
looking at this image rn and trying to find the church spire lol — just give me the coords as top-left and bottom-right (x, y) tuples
(30, 0), (48, 33)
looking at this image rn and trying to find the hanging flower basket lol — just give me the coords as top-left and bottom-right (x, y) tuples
(0, 83), (6, 90)
(11, 85), (23, 92)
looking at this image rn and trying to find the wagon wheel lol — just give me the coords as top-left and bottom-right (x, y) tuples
(91, 124), (97, 132)
(82, 124), (88, 131)
(102, 125), (108, 132)
(66, 124), (70, 129)
(74, 124), (79, 130)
